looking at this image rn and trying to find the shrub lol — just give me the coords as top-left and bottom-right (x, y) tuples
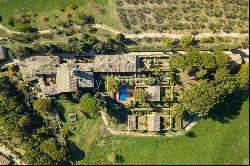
(201, 37), (215, 43)
(33, 97), (52, 113)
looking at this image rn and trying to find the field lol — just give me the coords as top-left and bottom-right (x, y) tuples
(0, 0), (107, 19)
(0, 0), (125, 31)
(66, 92), (249, 165)
(1, 0), (248, 35)
(114, 0), (249, 33)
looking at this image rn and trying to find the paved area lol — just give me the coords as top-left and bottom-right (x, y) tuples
(0, 145), (26, 165)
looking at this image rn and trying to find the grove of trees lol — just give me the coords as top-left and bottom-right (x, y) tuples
(0, 76), (70, 165)
(170, 47), (248, 116)
(115, 0), (248, 33)
(8, 33), (126, 60)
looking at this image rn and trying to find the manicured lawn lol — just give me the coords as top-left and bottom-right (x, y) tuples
(80, 93), (249, 165)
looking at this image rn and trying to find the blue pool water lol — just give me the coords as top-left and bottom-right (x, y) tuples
(119, 85), (129, 101)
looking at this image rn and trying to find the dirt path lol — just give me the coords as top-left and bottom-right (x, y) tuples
(91, 24), (249, 39)
(0, 23), (248, 39)
(0, 24), (21, 34)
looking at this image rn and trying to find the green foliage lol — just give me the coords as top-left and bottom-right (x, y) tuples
(7, 13), (37, 32)
(105, 75), (118, 93)
(104, 37), (126, 54)
(40, 138), (67, 161)
(70, 4), (78, 10)
(214, 48), (231, 68)
(169, 55), (187, 71)
(241, 37), (249, 48)
(107, 153), (120, 163)
(0, 76), (70, 165)
(236, 63), (249, 88)
(185, 47), (201, 67)
(180, 35), (194, 47)
(0, 76), (19, 97)
(133, 89), (148, 106)
(180, 74), (236, 115)
(153, 68), (164, 77)
(170, 48), (231, 80)
(115, 33), (126, 43)
(214, 67), (230, 82)
(59, 94), (67, 101)
(80, 94), (249, 164)
(77, 10), (95, 25)
(200, 52), (217, 69)
(80, 93), (102, 118)
(201, 37), (215, 43)
(163, 37), (174, 48)
(33, 97), (52, 113)
(18, 114), (32, 129)
(180, 64), (240, 115)
(9, 46), (34, 59)
(10, 33), (40, 43)
(196, 69), (207, 79)
(146, 77), (155, 85)
(72, 92), (82, 102)
(172, 103), (185, 117)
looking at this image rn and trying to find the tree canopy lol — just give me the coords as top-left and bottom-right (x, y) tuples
(105, 75), (118, 93)
(180, 35), (194, 47)
(236, 63), (249, 88)
(133, 89), (148, 106)
(33, 98), (52, 113)
(169, 55), (187, 71)
(39, 138), (67, 161)
(80, 93), (102, 118)
(180, 67), (237, 115)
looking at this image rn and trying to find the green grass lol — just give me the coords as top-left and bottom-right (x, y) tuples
(0, 0), (125, 32)
(79, 93), (249, 165)
(0, 0), (107, 19)
(55, 99), (101, 163)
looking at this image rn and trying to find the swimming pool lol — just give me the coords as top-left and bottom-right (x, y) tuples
(119, 85), (129, 101)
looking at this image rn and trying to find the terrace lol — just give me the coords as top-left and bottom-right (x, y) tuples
(139, 55), (170, 72)
(127, 111), (173, 132)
